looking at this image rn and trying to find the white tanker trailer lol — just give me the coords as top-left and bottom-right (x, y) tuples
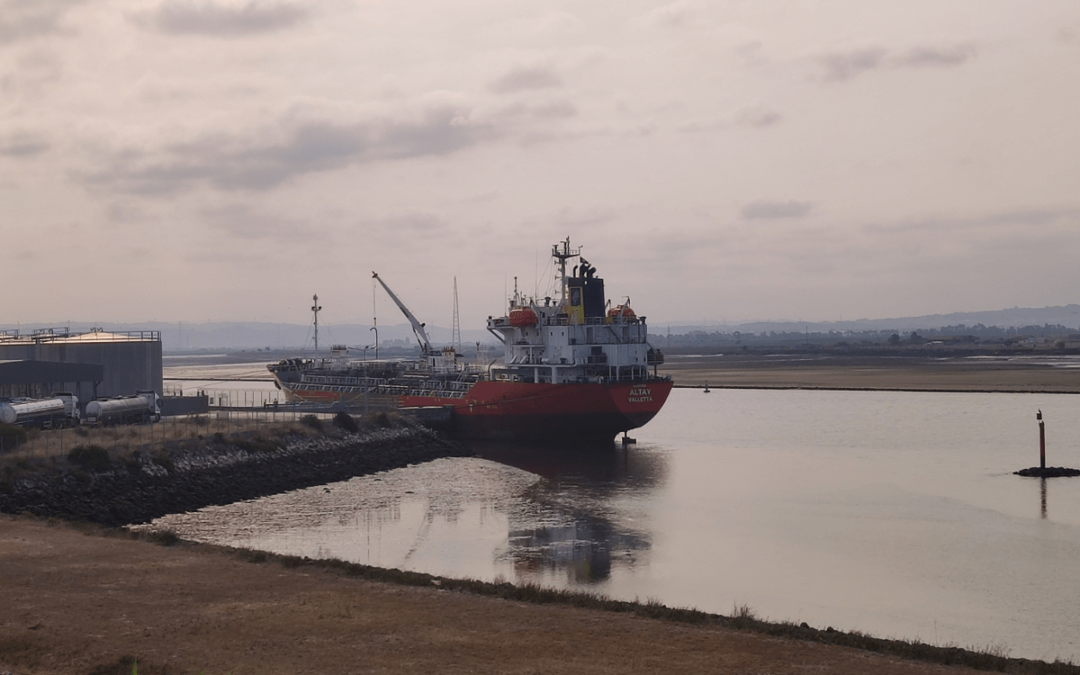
(85, 390), (162, 426)
(0, 393), (81, 428)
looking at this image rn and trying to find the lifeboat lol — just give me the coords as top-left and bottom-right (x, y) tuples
(509, 306), (538, 327)
(607, 304), (636, 322)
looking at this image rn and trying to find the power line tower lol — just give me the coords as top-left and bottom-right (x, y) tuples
(452, 277), (461, 352)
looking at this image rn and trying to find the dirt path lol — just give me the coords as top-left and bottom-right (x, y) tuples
(0, 516), (996, 675)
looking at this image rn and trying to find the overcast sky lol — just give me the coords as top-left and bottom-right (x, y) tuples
(3, 0), (1079, 330)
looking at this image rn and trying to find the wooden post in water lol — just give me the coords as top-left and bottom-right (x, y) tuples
(1038, 409), (1046, 470)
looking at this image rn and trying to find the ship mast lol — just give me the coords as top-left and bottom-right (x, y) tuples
(452, 276), (461, 352)
(551, 237), (581, 304)
(311, 294), (322, 357)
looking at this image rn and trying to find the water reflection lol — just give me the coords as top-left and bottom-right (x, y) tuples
(468, 439), (668, 491)
(138, 441), (670, 587)
(470, 440), (668, 584)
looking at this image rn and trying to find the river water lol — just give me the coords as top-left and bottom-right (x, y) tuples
(151, 373), (1080, 663)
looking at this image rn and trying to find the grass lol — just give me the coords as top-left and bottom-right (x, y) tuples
(11, 516), (1079, 675)
(114, 532), (1075, 675)
(0, 410), (403, 480)
(1, 413), (327, 462)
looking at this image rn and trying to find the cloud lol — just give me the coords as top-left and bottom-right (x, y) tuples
(1, 51), (64, 100)
(131, 0), (312, 37)
(733, 103), (781, 128)
(201, 203), (319, 242)
(77, 100), (500, 195)
(641, 0), (704, 28)
(893, 45), (976, 68)
(678, 102), (781, 134)
(818, 47), (889, 81)
(0, 0), (84, 45)
(866, 207), (1080, 235)
(741, 200), (813, 220)
(817, 43), (975, 81)
(488, 64), (564, 95)
(0, 131), (49, 157)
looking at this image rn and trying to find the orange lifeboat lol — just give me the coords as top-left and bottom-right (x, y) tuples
(607, 304), (636, 322)
(509, 306), (538, 327)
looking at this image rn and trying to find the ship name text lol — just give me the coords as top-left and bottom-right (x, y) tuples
(628, 387), (653, 403)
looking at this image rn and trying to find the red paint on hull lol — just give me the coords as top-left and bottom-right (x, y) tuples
(399, 379), (673, 441)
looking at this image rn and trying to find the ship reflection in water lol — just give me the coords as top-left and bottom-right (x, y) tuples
(474, 440), (667, 584)
(140, 440), (669, 588)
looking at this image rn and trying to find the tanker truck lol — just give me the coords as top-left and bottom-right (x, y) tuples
(85, 390), (162, 426)
(0, 393), (81, 428)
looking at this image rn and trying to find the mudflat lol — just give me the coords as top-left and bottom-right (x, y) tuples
(0, 516), (991, 675)
(660, 353), (1080, 393)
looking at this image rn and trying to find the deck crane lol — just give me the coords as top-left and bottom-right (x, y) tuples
(372, 272), (435, 356)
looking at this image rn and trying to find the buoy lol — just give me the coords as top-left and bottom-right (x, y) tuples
(704, 383), (710, 393)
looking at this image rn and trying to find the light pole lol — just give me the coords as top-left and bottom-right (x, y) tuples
(370, 326), (378, 359)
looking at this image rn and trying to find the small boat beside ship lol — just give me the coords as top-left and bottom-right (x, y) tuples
(268, 239), (673, 442)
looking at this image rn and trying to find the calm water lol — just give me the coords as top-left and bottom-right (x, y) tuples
(148, 384), (1080, 662)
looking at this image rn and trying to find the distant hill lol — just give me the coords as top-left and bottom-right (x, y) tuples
(4, 304), (1078, 350)
(662, 304), (1080, 336)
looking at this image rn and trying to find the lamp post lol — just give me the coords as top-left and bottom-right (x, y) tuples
(370, 326), (378, 359)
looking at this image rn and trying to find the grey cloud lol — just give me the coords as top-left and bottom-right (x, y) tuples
(201, 203), (317, 242)
(79, 104), (499, 195)
(734, 104), (781, 128)
(379, 212), (445, 233)
(819, 47), (888, 81)
(893, 45), (976, 68)
(0, 131), (49, 157)
(0, 0), (83, 45)
(553, 206), (617, 228)
(742, 200), (813, 220)
(493, 99), (578, 123)
(488, 64), (563, 95)
(818, 44), (976, 81)
(866, 207), (1080, 234)
(642, 0), (701, 28)
(132, 0), (312, 37)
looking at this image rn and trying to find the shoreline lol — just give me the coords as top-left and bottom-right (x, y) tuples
(659, 353), (1080, 394)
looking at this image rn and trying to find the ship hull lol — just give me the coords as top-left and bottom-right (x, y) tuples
(400, 379), (674, 442)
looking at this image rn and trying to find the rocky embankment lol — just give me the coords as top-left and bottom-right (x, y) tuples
(0, 416), (469, 527)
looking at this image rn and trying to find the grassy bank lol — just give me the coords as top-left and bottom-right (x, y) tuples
(6, 518), (1071, 675)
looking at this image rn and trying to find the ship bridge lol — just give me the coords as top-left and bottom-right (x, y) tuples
(487, 263), (663, 385)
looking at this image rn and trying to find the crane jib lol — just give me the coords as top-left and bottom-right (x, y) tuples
(372, 272), (433, 353)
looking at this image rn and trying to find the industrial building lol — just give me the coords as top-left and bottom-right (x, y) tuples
(0, 328), (162, 411)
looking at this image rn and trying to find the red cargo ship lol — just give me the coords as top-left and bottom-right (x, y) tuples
(268, 239), (672, 442)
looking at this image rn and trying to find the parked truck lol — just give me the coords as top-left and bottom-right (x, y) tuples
(0, 393), (81, 428)
(85, 390), (162, 426)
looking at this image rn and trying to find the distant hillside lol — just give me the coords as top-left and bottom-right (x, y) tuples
(5, 304), (1078, 351)
(662, 304), (1080, 336)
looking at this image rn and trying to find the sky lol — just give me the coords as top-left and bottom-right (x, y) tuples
(3, 0), (1079, 331)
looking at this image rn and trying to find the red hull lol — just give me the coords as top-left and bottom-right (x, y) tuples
(399, 379), (673, 441)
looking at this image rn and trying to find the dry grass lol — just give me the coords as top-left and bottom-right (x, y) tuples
(1, 412), (327, 461)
